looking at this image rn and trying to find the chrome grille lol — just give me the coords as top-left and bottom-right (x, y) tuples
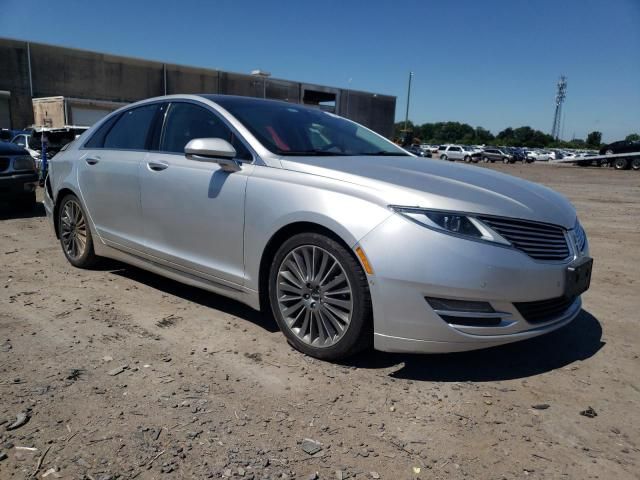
(480, 216), (570, 261)
(574, 221), (586, 252)
(0, 157), (9, 173)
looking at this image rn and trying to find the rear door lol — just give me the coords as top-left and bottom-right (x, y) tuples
(139, 100), (255, 285)
(77, 103), (161, 250)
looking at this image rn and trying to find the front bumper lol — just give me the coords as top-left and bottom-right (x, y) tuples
(0, 172), (39, 199)
(358, 214), (588, 353)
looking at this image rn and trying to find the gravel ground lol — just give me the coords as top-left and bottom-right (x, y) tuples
(0, 163), (638, 480)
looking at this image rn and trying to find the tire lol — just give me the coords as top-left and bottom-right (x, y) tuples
(502, 157), (510, 164)
(464, 156), (471, 163)
(632, 158), (640, 171)
(482, 156), (490, 163)
(268, 232), (372, 361)
(440, 154), (447, 161)
(613, 157), (629, 170)
(57, 194), (99, 268)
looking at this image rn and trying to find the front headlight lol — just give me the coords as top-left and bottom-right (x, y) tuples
(390, 206), (510, 245)
(13, 155), (36, 171)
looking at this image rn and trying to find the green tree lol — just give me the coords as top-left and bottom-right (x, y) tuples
(586, 131), (602, 148)
(625, 133), (640, 142)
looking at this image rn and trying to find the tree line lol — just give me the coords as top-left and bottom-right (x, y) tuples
(394, 121), (640, 149)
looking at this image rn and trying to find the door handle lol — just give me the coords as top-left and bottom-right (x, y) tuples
(147, 161), (169, 172)
(85, 156), (100, 165)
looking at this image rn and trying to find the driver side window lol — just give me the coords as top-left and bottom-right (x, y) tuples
(160, 102), (252, 160)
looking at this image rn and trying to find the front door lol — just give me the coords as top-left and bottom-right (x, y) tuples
(139, 101), (254, 286)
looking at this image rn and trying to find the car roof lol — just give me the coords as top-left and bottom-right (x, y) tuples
(198, 94), (302, 110)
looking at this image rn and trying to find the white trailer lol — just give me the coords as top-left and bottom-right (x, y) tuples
(551, 151), (640, 171)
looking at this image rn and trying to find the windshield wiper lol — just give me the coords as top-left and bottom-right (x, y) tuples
(278, 150), (350, 156)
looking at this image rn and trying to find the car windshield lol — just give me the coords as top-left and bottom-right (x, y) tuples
(213, 98), (408, 157)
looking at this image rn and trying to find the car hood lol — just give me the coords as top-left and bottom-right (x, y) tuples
(279, 155), (577, 228)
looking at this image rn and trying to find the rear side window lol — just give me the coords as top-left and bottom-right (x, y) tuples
(84, 113), (120, 148)
(160, 102), (252, 160)
(102, 104), (160, 150)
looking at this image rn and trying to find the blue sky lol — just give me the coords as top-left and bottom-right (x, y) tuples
(1, 0), (638, 142)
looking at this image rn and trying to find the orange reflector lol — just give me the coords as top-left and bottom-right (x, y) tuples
(355, 246), (374, 275)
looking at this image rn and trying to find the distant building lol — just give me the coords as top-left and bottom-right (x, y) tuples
(0, 38), (396, 137)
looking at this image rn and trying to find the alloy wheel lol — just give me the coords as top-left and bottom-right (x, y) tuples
(60, 199), (88, 260)
(276, 245), (353, 348)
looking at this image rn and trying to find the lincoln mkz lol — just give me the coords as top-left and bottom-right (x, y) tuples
(44, 95), (593, 360)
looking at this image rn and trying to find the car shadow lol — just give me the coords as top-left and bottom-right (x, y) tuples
(345, 309), (604, 382)
(84, 258), (605, 380)
(0, 201), (46, 220)
(100, 259), (279, 333)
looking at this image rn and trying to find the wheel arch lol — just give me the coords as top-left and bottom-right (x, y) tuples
(257, 221), (358, 313)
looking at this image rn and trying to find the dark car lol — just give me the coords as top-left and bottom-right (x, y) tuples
(481, 147), (512, 163)
(0, 142), (39, 209)
(599, 140), (640, 170)
(406, 145), (432, 157)
(506, 147), (529, 163)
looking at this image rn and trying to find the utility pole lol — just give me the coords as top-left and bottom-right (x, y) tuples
(551, 75), (567, 141)
(403, 71), (414, 145)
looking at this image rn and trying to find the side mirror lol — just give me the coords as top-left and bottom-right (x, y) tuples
(184, 138), (241, 172)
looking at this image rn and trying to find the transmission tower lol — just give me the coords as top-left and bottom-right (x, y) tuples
(551, 76), (567, 140)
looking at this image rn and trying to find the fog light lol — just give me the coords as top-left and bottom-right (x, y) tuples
(425, 297), (495, 313)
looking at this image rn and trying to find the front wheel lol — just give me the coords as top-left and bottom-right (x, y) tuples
(632, 158), (640, 170)
(57, 194), (99, 268)
(503, 157), (510, 164)
(482, 156), (490, 163)
(268, 233), (372, 360)
(464, 156), (471, 163)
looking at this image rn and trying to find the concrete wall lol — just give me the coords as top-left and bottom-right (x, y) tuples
(0, 38), (396, 137)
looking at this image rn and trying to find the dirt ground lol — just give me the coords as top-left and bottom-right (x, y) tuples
(1, 163), (639, 480)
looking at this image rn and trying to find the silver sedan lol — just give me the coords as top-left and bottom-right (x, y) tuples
(44, 95), (593, 360)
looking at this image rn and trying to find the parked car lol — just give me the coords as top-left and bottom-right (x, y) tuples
(405, 145), (431, 157)
(526, 150), (551, 162)
(599, 140), (640, 170)
(481, 147), (513, 163)
(440, 145), (481, 163)
(0, 141), (39, 209)
(45, 94), (592, 360)
(11, 133), (42, 167)
(505, 147), (529, 163)
(12, 128), (88, 171)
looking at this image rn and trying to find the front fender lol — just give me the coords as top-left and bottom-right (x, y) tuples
(243, 166), (393, 291)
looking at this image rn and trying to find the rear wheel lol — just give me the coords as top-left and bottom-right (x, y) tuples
(58, 194), (99, 268)
(613, 157), (629, 170)
(440, 154), (448, 161)
(268, 233), (372, 360)
(632, 158), (640, 170)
